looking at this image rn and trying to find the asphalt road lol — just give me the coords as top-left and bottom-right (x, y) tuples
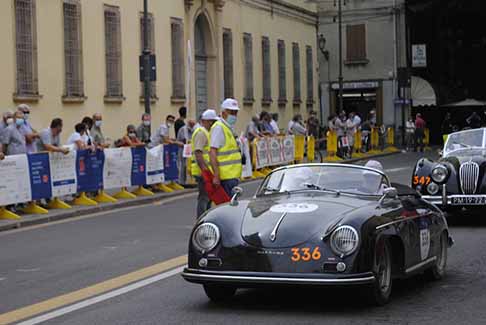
(2, 152), (486, 325)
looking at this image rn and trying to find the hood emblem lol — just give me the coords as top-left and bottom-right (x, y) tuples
(270, 212), (287, 242)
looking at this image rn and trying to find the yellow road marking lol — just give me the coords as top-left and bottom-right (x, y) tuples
(0, 255), (187, 325)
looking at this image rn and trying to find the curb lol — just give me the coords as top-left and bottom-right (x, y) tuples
(0, 151), (401, 233)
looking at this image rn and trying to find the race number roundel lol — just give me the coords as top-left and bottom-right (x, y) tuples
(270, 203), (318, 214)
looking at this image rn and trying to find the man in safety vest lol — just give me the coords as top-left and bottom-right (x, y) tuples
(191, 109), (218, 217)
(209, 98), (243, 197)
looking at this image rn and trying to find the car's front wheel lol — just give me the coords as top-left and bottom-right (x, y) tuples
(369, 240), (393, 306)
(426, 231), (448, 280)
(203, 284), (236, 302)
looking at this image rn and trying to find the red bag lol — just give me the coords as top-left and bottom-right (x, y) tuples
(201, 170), (231, 205)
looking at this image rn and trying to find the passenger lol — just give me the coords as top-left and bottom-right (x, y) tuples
(361, 160), (388, 195)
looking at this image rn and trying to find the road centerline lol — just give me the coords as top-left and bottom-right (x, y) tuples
(0, 255), (187, 325)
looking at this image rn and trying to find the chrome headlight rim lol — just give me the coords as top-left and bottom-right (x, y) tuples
(192, 223), (220, 253)
(431, 164), (449, 183)
(330, 225), (359, 257)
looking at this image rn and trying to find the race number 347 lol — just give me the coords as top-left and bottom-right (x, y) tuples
(291, 247), (321, 262)
(413, 176), (431, 186)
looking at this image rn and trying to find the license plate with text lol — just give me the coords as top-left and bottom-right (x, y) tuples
(451, 196), (486, 205)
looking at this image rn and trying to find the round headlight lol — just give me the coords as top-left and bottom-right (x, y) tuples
(427, 182), (440, 195)
(431, 165), (448, 183)
(330, 226), (359, 256)
(192, 223), (220, 253)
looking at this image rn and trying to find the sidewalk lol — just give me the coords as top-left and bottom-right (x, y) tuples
(0, 150), (401, 232)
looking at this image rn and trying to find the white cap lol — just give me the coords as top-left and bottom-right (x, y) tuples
(364, 160), (384, 173)
(221, 98), (240, 111)
(201, 109), (218, 121)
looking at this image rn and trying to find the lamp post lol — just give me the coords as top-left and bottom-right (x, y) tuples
(143, 0), (151, 116)
(318, 34), (330, 124)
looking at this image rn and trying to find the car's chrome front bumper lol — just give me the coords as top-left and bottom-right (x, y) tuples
(182, 268), (375, 286)
(422, 184), (486, 207)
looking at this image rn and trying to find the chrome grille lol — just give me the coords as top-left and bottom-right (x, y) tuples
(459, 162), (479, 194)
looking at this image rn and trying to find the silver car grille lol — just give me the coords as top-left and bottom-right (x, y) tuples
(459, 162), (479, 194)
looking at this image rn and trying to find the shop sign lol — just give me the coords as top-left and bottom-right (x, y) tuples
(412, 44), (427, 68)
(331, 81), (379, 90)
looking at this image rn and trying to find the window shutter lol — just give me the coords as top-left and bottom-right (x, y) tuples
(262, 36), (271, 102)
(243, 33), (253, 101)
(278, 40), (286, 102)
(104, 5), (123, 98)
(293, 43), (301, 102)
(171, 18), (185, 99)
(15, 0), (39, 95)
(64, 0), (84, 97)
(346, 24), (367, 62)
(306, 46), (314, 104)
(223, 29), (234, 98)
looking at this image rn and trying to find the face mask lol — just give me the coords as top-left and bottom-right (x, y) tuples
(143, 120), (151, 127)
(129, 132), (137, 138)
(95, 120), (102, 127)
(23, 113), (29, 121)
(6, 118), (14, 125)
(167, 123), (173, 128)
(227, 115), (237, 127)
(16, 118), (24, 126)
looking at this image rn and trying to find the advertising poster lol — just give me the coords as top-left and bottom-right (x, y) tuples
(146, 145), (164, 185)
(103, 148), (133, 189)
(49, 151), (77, 197)
(0, 155), (32, 206)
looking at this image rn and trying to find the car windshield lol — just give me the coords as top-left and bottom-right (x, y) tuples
(258, 165), (389, 196)
(444, 128), (486, 156)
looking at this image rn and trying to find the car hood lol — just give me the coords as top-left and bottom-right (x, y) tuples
(241, 193), (374, 249)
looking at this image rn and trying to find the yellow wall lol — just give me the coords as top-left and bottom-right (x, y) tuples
(0, 0), (317, 142)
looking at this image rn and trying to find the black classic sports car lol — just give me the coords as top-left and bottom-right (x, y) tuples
(182, 164), (451, 305)
(413, 128), (486, 211)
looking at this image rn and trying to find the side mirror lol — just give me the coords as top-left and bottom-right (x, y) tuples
(230, 187), (243, 206)
(378, 187), (398, 206)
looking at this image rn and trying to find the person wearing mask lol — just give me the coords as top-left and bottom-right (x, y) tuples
(175, 106), (187, 138)
(118, 124), (144, 147)
(37, 118), (70, 154)
(136, 113), (152, 144)
(67, 123), (90, 150)
(152, 115), (183, 146)
(191, 109), (218, 217)
(414, 113), (426, 152)
(259, 111), (276, 136)
(17, 104), (39, 154)
(307, 111), (320, 138)
(1, 110), (28, 156)
(290, 114), (307, 136)
(270, 113), (280, 135)
(0, 111), (14, 143)
(405, 117), (416, 151)
(209, 98), (243, 197)
(90, 113), (110, 148)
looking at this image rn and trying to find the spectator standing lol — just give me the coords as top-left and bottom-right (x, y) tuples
(270, 113), (280, 135)
(174, 106), (187, 138)
(0, 111), (14, 142)
(209, 98), (243, 197)
(361, 118), (372, 152)
(67, 123), (90, 150)
(246, 116), (262, 142)
(346, 112), (359, 154)
(136, 113), (152, 144)
(290, 114), (307, 136)
(307, 111), (320, 138)
(17, 104), (39, 154)
(369, 110), (377, 128)
(414, 113), (426, 152)
(1, 111), (28, 156)
(466, 111), (481, 129)
(81, 116), (94, 146)
(37, 118), (69, 154)
(91, 113), (110, 148)
(152, 115), (183, 146)
(287, 118), (295, 135)
(191, 109), (218, 217)
(405, 117), (416, 151)
(118, 125), (144, 147)
(259, 111), (276, 136)
(177, 119), (196, 184)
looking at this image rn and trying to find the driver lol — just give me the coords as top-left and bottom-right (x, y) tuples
(280, 167), (316, 191)
(360, 160), (388, 195)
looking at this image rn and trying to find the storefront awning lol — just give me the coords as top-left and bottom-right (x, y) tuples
(443, 98), (486, 107)
(411, 76), (436, 107)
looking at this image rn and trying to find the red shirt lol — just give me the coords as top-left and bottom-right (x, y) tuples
(415, 117), (426, 129)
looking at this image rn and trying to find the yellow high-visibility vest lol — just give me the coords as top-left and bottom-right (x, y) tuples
(210, 120), (242, 180)
(190, 126), (211, 177)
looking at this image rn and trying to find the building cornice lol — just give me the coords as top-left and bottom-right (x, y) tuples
(238, 0), (318, 26)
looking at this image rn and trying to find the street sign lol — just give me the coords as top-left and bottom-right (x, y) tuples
(139, 54), (157, 82)
(412, 44), (427, 68)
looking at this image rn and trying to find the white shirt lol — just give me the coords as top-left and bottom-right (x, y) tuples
(67, 132), (87, 149)
(353, 115), (361, 128)
(270, 120), (279, 134)
(151, 123), (170, 145)
(287, 121), (295, 135)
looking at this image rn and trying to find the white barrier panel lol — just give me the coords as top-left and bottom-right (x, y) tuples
(256, 139), (270, 169)
(146, 145), (165, 185)
(282, 136), (295, 163)
(0, 155), (32, 206)
(103, 148), (133, 189)
(239, 136), (253, 178)
(269, 137), (283, 165)
(49, 151), (77, 197)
